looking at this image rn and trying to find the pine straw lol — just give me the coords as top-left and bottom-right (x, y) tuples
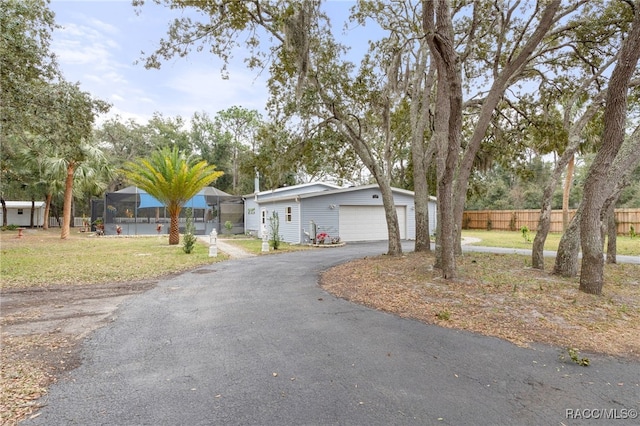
(0, 333), (80, 425)
(321, 251), (640, 359)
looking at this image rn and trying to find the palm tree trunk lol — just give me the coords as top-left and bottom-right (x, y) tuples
(60, 163), (75, 240)
(169, 205), (181, 245)
(43, 193), (52, 230)
(1, 197), (6, 228)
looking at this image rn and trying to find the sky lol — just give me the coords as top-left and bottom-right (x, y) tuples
(48, 0), (364, 126)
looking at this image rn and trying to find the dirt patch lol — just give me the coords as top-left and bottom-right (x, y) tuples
(0, 281), (156, 425)
(1, 281), (157, 336)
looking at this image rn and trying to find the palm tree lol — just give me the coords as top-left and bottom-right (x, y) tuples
(15, 136), (64, 230)
(121, 147), (223, 245)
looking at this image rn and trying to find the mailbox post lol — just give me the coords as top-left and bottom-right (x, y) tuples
(261, 225), (269, 252)
(209, 228), (218, 257)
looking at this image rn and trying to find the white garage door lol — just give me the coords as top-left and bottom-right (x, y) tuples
(339, 206), (406, 241)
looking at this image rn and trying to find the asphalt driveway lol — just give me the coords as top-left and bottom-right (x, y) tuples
(26, 242), (639, 425)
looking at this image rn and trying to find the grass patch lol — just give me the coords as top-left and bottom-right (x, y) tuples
(462, 230), (639, 256)
(0, 229), (227, 289)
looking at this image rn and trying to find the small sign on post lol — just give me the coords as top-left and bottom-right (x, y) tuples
(209, 228), (218, 257)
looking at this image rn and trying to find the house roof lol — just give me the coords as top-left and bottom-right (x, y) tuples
(300, 183), (415, 199)
(3, 201), (46, 209)
(251, 183), (436, 204)
(244, 181), (342, 198)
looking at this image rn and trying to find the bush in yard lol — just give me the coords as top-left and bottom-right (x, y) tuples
(269, 211), (282, 250)
(183, 208), (197, 254)
(224, 220), (233, 234)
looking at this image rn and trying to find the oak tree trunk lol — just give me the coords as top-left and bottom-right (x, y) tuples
(451, 1), (563, 255)
(603, 189), (623, 264)
(606, 203), (617, 264)
(562, 154), (575, 230)
(531, 203), (551, 270)
(579, 5), (640, 295)
(423, 0), (463, 278)
(413, 171), (431, 252)
(380, 181), (403, 256)
(411, 45), (435, 253)
(553, 204), (582, 277)
(532, 142), (580, 269)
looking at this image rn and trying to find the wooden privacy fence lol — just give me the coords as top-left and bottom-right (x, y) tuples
(462, 208), (640, 235)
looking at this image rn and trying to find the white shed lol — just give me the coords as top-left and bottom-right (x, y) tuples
(1, 201), (46, 227)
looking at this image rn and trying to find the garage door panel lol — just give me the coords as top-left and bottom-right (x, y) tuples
(339, 206), (405, 241)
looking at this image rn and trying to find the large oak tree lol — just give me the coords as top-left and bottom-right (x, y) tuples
(578, 0), (640, 294)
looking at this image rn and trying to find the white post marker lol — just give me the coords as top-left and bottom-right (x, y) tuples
(261, 225), (269, 252)
(209, 228), (218, 257)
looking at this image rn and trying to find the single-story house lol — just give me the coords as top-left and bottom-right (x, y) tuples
(244, 182), (437, 243)
(0, 201), (46, 227)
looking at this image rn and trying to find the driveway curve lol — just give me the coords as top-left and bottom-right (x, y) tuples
(26, 242), (639, 425)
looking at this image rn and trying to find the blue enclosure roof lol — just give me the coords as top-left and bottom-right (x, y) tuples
(138, 193), (209, 209)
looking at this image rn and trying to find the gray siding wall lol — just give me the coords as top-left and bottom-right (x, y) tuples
(302, 187), (425, 241)
(244, 198), (260, 235)
(259, 200), (301, 243)
(301, 197), (340, 242)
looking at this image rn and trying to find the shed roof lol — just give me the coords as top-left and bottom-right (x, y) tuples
(3, 201), (46, 209)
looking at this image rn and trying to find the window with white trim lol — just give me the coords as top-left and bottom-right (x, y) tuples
(285, 206), (292, 222)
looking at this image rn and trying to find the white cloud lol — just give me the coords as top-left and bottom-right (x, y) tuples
(84, 17), (120, 36)
(54, 22), (120, 67)
(163, 66), (270, 116)
(95, 105), (151, 127)
(50, 1), (272, 127)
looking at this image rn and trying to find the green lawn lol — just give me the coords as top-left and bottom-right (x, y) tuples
(0, 229), (227, 289)
(462, 229), (639, 256)
(2, 228), (635, 290)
